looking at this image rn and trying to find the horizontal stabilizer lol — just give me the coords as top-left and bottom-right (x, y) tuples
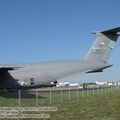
(101, 27), (120, 35)
(86, 65), (113, 73)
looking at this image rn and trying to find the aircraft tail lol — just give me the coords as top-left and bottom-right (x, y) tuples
(85, 27), (120, 63)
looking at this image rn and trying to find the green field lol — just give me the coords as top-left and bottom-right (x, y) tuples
(0, 87), (120, 120)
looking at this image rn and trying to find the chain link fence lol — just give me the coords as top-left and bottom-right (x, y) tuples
(0, 85), (120, 107)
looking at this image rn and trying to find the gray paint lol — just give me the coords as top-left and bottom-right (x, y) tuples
(0, 27), (120, 89)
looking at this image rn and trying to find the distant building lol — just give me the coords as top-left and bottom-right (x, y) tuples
(56, 82), (79, 87)
(95, 81), (107, 86)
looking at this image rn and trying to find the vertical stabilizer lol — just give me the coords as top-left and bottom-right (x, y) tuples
(85, 27), (120, 63)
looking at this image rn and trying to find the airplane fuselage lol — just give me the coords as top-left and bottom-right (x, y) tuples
(0, 60), (108, 89)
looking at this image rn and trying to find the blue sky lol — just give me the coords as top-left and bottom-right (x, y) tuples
(0, 0), (120, 82)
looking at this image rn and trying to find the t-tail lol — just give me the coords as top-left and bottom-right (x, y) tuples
(85, 27), (120, 63)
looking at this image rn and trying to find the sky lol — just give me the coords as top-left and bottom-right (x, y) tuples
(0, 0), (120, 82)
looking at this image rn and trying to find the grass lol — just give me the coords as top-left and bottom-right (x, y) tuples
(0, 87), (120, 120)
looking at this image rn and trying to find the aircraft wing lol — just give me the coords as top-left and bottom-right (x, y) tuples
(0, 67), (20, 73)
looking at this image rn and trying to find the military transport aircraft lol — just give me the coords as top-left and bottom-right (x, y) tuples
(0, 27), (120, 89)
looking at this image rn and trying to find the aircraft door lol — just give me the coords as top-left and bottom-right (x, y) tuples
(30, 78), (35, 85)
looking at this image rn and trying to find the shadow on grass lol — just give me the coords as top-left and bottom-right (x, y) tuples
(0, 90), (47, 99)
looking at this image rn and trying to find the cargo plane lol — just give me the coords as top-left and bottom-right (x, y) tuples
(0, 27), (120, 89)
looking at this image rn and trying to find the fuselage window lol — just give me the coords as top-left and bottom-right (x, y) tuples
(30, 78), (35, 85)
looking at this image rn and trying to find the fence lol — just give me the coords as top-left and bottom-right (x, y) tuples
(0, 85), (120, 107)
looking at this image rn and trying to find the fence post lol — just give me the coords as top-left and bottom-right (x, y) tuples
(69, 87), (71, 100)
(101, 87), (103, 94)
(61, 87), (63, 102)
(82, 89), (84, 97)
(36, 90), (38, 106)
(50, 87), (52, 104)
(77, 86), (79, 99)
(18, 89), (21, 107)
(97, 87), (100, 94)
(92, 87), (94, 95)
